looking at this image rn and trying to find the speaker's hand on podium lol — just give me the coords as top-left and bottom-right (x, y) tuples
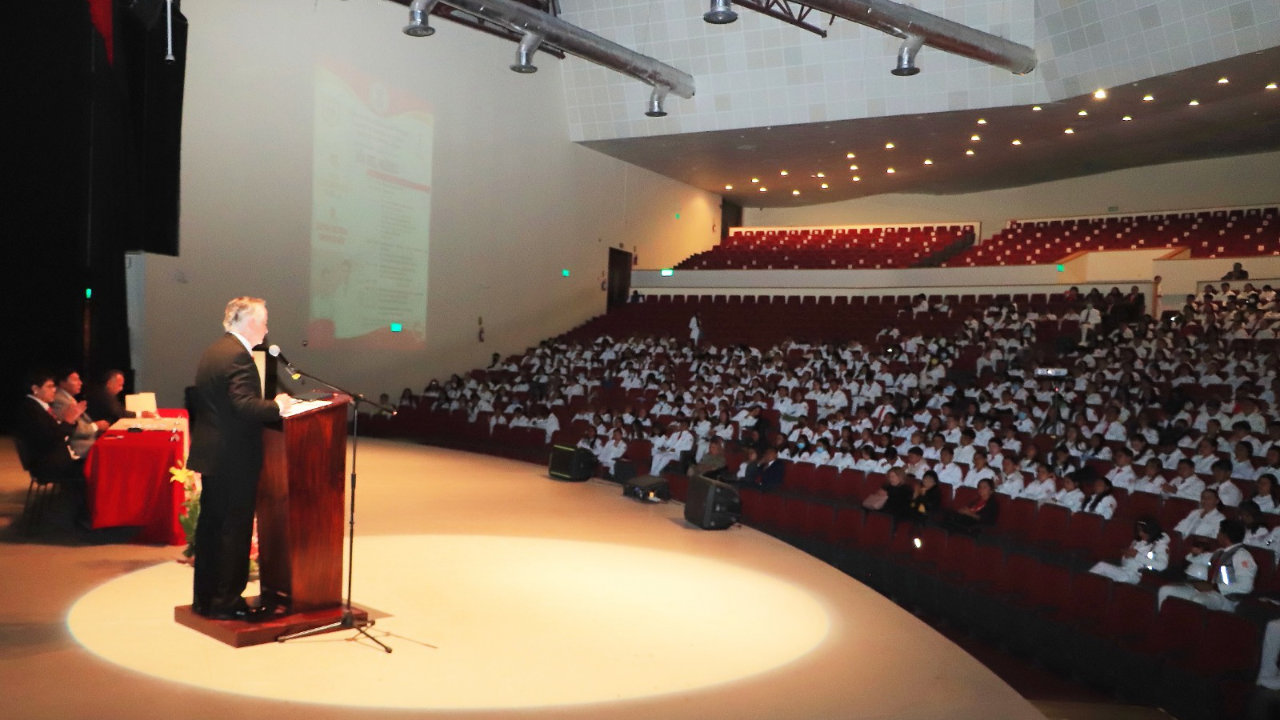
(274, 393), (295, 414)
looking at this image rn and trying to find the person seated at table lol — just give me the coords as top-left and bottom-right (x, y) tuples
(86, 368), (157, 424)
(17, 369), (88, 477)
(51, 368), (110, 457)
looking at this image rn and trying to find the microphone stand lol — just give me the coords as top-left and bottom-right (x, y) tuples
(274, 366), (398, 653)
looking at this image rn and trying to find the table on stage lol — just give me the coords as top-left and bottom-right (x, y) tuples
(83, 410), (189, 546)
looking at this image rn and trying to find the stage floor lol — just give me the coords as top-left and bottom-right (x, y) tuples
(0, 438), (1047, 720)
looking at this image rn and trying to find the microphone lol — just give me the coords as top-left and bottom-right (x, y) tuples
(267, 344), (302, 380)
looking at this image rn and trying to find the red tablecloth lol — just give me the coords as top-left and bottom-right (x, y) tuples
(84, 424), (187, 545)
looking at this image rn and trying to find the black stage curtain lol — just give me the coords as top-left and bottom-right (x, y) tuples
(2, 0), (186, 432)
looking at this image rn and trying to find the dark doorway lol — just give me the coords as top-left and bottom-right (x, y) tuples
(606, 247), (633, 310)
(721, 199), (743, 241)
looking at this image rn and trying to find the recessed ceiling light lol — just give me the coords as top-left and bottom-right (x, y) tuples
(884, 142), (895, 149)
(971, 134), (981, 141)
(820, 183), (829, 189)
(1217, 77), (1229, 85)
(852, 176), (861, 182)
(1267, 82), (1278, 90)
(976, 118), (987, 125)
(751, 177), (759, 183)
(846, 152), (856, 158)
(1188, 99), (1200, 106)
(849, 164), (859, 171)
(923, 159), (933, 165)
(886, 167), (895, 174)
(759, 187), (767, 192)
(1122, 115), (1132, 122)
(1077, 109), (1088, 116)
(1032, 105), (1042, 111)
(1142, 94), (1154, 101)
(1093, 88), (1107, 99)
(724, 184), (733, 190)
(780, 170), (789, 176)
(792, 189), (800, 196)
(1063, 128), (1074, 134)
(1011, 139), (1022, 145)
(816, 172), (825, 178)
(965, 149), (975, 156)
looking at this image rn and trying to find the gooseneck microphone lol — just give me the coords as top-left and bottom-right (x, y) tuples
(267, 344), (302, 380)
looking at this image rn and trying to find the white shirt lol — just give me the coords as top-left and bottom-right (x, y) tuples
(1174, 507), (1227, 538)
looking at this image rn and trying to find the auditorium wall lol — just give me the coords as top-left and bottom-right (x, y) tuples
(743, 150), (1280, 242)
(135, 0), (718, 406)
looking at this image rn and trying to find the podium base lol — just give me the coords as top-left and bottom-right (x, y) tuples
(174, 604), (369, 648)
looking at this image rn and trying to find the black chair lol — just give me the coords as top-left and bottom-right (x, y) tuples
(12, 437), (65, 536)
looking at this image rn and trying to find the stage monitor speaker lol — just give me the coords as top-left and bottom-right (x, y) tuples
(685, 475), (741, 529)
(623, 475), (669, 502)
(548, 445), (594, 481)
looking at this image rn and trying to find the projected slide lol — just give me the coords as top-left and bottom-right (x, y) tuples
(309, 63), (432, 349)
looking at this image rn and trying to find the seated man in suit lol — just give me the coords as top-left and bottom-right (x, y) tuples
(51, 368), (109, 457)
(15, 370), (89, 524)
(86, 368), (157, 425)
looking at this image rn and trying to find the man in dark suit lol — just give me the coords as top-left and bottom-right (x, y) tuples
(16, 370), (87, 481)
(189, 296), (293, 621)
(86, 368), (155, 425)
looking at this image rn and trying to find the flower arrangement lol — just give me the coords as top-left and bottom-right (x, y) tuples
(168, 465), (258, 577)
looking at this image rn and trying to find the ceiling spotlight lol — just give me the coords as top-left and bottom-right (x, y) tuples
(1032, 105), (1042, 111)
(1122, 115), (1132, 122)
(965, 149), (975, 156)
(852, 176), (861, 182)
(703, 0), (739, 25)
(1188, 99), (1200, 106)
(1077, 109), (1088, 116)
(724, 184), (733, 190)
(923, 159), (933, 165)
(792, 189), (801, 196)
(759, 187), (767, 192)
(1063, 128), (1075, 134)
(751, 177), (759, 183)
(849, 164), (859, 170)
(1093, 88), (1107, 99)
(970, 134), (981, 141)
(846, 152), (856, 159)
(891, 34), (924, 77)
(886, 167), (896, 174)
(1143, 94), (1154, 101)
(816, 172), (825, 178)
(402, 0), (439, 37)
(780, 170), (789, 176)
(820, 183), (829, 189)
(1217, 77), (1229, 85)
(976, 118), (987, 125)
(1011, 139), (1022, 145)
(510, 31), (543, 73)
(1267, 83), (1278, 90)
(645, 87), (669, 117)
(884, 142), (895, 149)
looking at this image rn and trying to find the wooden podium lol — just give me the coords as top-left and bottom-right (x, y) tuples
(175, 397), (367, 647)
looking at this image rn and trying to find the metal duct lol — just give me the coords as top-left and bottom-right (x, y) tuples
(511, 32), (543, 73)
(803, 0), (1036, 75)
(891, 34), (922, 76)
(403, 0), (439, 37)
(438, 0), (695, 99)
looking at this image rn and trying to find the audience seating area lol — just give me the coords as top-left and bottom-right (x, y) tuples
(948, 206), (1280, 267)
(676, 225), (976, 270)
(562, 291), (1079, 352)
(365, 281), (1278, 720)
